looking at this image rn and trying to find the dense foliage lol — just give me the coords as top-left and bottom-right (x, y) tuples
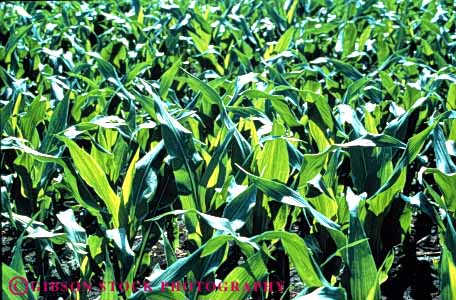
(1, 0), (455, 299)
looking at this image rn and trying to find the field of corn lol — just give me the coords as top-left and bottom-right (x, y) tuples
(1, 0), (455, 300)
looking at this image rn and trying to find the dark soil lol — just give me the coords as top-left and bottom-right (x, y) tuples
(381, 213), (440, 300)
(1, 213), (442, 300)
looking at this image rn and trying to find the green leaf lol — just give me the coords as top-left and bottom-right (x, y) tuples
(2, 263), (37, 300)
(39, 92), (69, 154)
(101, 247), (118, 300)
(129, 142), (163, 222)
(199, 127), (234, 188)
(201, 234), (233, 257)
(440, 246), (456, 300)
(1, 137), (105, 225)
(160, 57), (181, 99)
(56, 209), (87, 264)
(3, 24), (33, 62)
(292, 286), (347, 300)
(252, 231), (328, 287)
(222, 185), (257, 231)
(433, 125), (456, 174)
(440, 215), (456, 300)
(328, 59), (363, 81)
(200, 252), (268, 300)
(242, 167), (340, 231)
(275, 27), (295, 53)
(154, 95), (202, 243)
(424, 169), (456, 212)
(125, 60), (153, 83)
(299, 151), (328, 185)
(367, 251), (394, 300)
(58, 136), (122, 228)
(183, 69), (251, 159)
(149, 247), (203, 288)
(342, 22), (356, 58)
(370, 124), (434, 198)
(106, 228), (135, 281)
(346, 188), (379, 300)
(257, 118), (289, 182)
